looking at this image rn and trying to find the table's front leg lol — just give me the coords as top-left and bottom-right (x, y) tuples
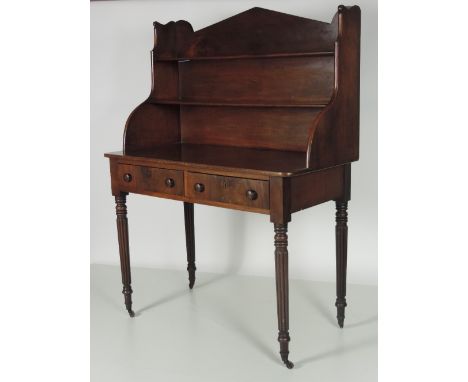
(274, 223), (294, 369)
(115, 193), (135, 317)
(335, 200), (348, 328)
(270, 176), (294, 369)
(183, 202), (196, 289)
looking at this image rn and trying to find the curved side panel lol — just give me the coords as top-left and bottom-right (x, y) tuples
(123, 102), (180, 153)
(306, 6), (361, 169)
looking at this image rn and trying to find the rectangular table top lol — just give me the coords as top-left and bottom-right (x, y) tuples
(105, 143), (311, 177)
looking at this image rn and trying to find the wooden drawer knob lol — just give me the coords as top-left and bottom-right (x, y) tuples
(165, 178), (175, 188)
(123, 173), (132, 183)
(246, 189), (258, 200)
(194, 183), (205, 193)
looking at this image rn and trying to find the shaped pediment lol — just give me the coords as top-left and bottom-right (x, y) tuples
(153, 7), (338, 60)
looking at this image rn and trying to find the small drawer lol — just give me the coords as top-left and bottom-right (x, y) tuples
(117, 164), (183, 196)
(185, 172), (269, 210)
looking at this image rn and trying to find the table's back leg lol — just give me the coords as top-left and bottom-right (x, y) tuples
(335, 200), (348, 328)
(274, 223), (294, 369)
(115, 193), (135, 317)
(184, 202), (196, 289)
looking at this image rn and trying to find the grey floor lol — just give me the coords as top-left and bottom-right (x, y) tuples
(91, 264), (377, 382)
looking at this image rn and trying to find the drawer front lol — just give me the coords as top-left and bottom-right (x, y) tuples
(185, 172), (269, 210)
(117, 164), (184, 196)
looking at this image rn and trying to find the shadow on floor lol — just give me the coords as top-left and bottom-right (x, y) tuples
(213, 300), (280, 365)
(92, 286), (125, 314)
(294, 281), (337, 327)
(345, 315), (378, 329)
(136, 210), (247, 315)
(294, 336), (377, 368)
(136, 272), (229, 315)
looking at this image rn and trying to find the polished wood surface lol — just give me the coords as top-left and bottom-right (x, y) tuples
(122, 6), (360, 174)
(152, 7), (337, 60)
(290, 164), (349, 212)
(176, 56), (334, 105)
(335, 200), (349, 328)
(117, 163), (184, 196)
(180, 107), (321, 152)
(307, 5), (361, 169)
(106, 143), (309, 176)
(105, 5), (361, 369)
(274, 223), (293, 369)
(185, 172), (269, 211)
(114, 194), (134, 318)
(184, 202), (196, 289)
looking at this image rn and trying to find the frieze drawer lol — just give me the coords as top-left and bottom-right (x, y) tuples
(117, 164), (184, 196)
(185, 172), (269, 210)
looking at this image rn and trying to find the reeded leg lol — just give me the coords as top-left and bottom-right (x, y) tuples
(274, 223), (294, 369)
(115, 194), (135, 317)
(335, 201), (348, 328)
(184, 202), (196, 289)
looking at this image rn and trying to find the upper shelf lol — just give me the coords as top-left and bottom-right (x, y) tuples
(148, 99), (329, 108)
(153, 7), (338, 61)
(154, 51), (335, 62)
(121, 5), (361, 170)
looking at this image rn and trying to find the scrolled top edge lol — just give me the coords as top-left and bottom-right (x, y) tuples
(337, 5), (361, 14)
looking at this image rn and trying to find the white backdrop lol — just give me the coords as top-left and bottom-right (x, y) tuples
(91, 0), (377, 285)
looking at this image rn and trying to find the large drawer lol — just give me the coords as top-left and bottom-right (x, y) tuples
(185, 172), (269, 210)
(117, 164), (184, 196)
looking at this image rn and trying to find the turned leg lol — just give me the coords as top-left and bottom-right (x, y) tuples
(184, 202), (196, 289)
(335, 201), (348, 328)
(115, 194), (135, 317)
(274, 223), (294, 369)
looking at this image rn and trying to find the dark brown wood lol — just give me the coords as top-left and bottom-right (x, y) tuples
(274, 223), (293, 369)
(307, 6), (361, 169)
(185, 172), (269, 211)
(183, 202), (196, 289)
(104, 5), (361, 368)
(290, 165), (346, 212)
(334, 162), (351, 327)
(124, 103), (180, 153)
(335, 200), (348, 328)
(269, 177), (291, 224)
(180, 107), (321, 152)
(151, 62), (179, 100)
(117, 163), (184, 196)
(115, 194), (135, 317)
(153, 7), (337, 60)
(177, 56), (334, 105)
(107, 144), (308, 177)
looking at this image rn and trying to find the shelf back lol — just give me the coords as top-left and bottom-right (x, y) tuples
(148, 8), (339, 153)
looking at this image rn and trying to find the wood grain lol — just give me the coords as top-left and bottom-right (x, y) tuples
(185, 172), (269, 211)
(274, 223), (294, 368)
(107, 144), (308, 177)
(307, 6), (361, 169)
(178, 56), (334, 105)
(153, 7), (337, 60)
(123, 103), (179, 153)
(114, 194), (135, 318)
(105, 5), (361, 369)
(335, 200), (348, 328)
(181, 106), (321, 152)
(184, 202), (196, 289)
(117, 164), (184, 196)
(290, 165), (345, 212)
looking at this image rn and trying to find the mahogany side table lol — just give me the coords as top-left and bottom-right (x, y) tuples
(105, 5), (361, 369)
